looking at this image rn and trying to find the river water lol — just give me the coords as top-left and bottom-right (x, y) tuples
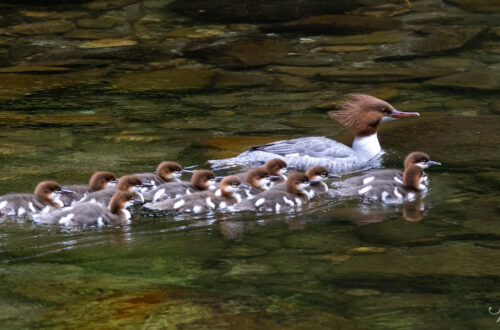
(0, 0), (499, 328)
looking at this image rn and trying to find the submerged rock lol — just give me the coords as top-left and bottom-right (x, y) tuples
(411, 25), (486, 54)
(110, 68), (216, 91)
(78, 38), (137, 49)
(321, 30), (408, 45)
(0, 66), (71, 73)
(267, 65), (458, 82)
(213, 71), (273, 88)
(167, 0), (356, 23)
(64, 29), (127, 40)
(183, 37), (295, 68)
(76, 17), (127, 29)
(261, 15), (402, 34)
(444, 0), (500, 13)
(84, 0), (139, 10)
(424, 69), (500, 91)
(9, 20), (74, 35)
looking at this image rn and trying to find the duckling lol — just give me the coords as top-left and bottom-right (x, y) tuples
(133, 161), (183, 189)
(144, 176), (247, 213)
(334, 156), (440, 204)
(143, 170), (218, 202)
(77, 175), (148, 206)
(231, 172), (311, 212)
(33, 191), (141, 226)
(271, 165), (339, 198)
(0, 181), (72, 216)
(334, 152), (440, 189)
(61, 171), (118, 206)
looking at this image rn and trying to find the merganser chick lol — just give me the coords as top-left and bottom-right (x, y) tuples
(61, 171), (118, 206)
(34, 191), (140, 226)
(134, 161), (183, 189)
(271, 165), (339, 198)
(305, 165), (340, 198)
(231, 172), (311, 212)
(144, 176), (247, 213)
(0, 181), (72, 217)
(334, 153), (441, 204)
(235, 158), (286, 182)
(209, 94), (419, 174)
(333, 152), (440, 189)
(143, 170), (218, 202)
(241, 167), (276, 197)
(264, 158), (288, 182)
(77, 175), (148, 206)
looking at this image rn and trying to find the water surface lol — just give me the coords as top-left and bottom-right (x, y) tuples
(0, 0), (499, 328)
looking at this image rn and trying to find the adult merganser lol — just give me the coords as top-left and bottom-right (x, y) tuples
(61, 171), (118, 205)
(231, 172), (311, 212)
(144, 176), (247, 213)
(0, 181), (73, 216)
(142, 170), (218, 202)
(77, 175), (150, 206)
(34, 191), (140, 226)
(333, 152), (440, 204)
(209, 94), (419, 174)
(133, 161), (183, 189)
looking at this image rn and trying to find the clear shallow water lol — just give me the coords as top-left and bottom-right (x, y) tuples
(0, 0), (499, 328)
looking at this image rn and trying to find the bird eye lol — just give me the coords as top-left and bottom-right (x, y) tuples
(232, 183), (238, 187)
(380, 107), (391, 114)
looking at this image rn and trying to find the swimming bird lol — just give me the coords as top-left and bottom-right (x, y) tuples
(142, 169), (218, 202)
(231, 172), (311, 212)
(34, 191), (141, 226)
(209, 94), (419, 174)
(144, 176), (247, 213)
(60, 171), (118, 205)
(0, 181), (72, 217)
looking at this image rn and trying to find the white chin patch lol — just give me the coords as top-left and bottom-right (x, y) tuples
(106, 182), (117, 188)
(258, 179), (271, 190)
(417, 163), (429, 169)
(207, 180), (217, 190)
(224, 186), (237, 193)
(279, 169), (287, 176)
(50, 193), (64, 208)
(298, 183), (310, 190)
(173, 172), (182, 178)
(380, 116), (396, 123)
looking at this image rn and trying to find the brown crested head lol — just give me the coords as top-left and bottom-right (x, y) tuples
(156, 161), (183, 181)
(191, 170), (216, 190)
(328, 94), (398, 137)
(404, 151), (440, 169)
(89, 171), (117, 191)
(245, 167), (270, 190)
(109, 191), (135, 214)
(220, 175), (242, 196)
(117, 175), (143, 191)
(404, 152), (430, 168)
(265, 158), (287, 176)
(306, 165), (330, 181)
(34, 181), (62, 202)
(403, 165), (424, 191)
(285, 172), (310, 196)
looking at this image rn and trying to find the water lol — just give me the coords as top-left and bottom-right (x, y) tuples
(0, 0), (499, 328)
